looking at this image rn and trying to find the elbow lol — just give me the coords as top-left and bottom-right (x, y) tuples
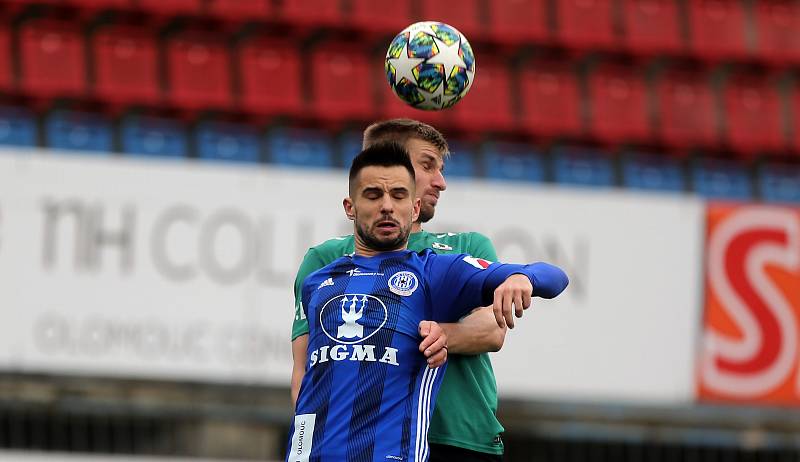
(487, 328), (506, 352)
(535, 264), (569, 299)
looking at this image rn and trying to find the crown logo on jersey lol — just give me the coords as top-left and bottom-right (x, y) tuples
(338, 295), (366, 339)
(320, 294), (388, 345)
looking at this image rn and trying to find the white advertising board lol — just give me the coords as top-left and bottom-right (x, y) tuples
(0, 150), (704, 403)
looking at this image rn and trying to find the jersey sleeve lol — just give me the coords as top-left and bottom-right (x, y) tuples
(291, 248), (327, 340)
(425, 254), (569, 323)
(467, 232), (498, 261)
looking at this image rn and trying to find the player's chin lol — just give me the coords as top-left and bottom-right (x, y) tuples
(418, 205), (435, 223)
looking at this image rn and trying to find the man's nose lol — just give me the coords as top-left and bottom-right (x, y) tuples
(432, 170), (447, 191)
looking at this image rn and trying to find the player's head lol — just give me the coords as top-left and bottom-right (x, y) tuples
(344, 142), (420, 254)
(363, 119), (448, 224)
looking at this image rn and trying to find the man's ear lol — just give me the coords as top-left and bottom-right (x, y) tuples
(343, 197), (355, 221)
(412, 197), (420, 223)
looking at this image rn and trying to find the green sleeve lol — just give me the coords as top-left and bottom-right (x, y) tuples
(468, 232), (498, 261)
(291, 248), (327, 341)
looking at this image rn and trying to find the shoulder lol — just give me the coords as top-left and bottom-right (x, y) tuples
(295, 235), (354, 287)
(426, 231), (495, 253)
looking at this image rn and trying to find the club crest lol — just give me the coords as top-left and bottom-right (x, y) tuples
(388, 271), (419, 296)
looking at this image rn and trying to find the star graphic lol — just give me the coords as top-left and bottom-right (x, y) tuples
(425, 36), (467, 83)
(417, 81), (445, 110)
(387, 43), (424, 86)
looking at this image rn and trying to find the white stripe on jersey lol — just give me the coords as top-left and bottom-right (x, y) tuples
(414, 366), (439, 462)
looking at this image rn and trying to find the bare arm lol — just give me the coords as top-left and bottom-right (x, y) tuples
(441, 306), (507, 355)
(290, 334), (308, 407)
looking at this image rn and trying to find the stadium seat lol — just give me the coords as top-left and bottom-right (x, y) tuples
(552, 146), (615, 187)
(722, 73), (784, 154)
(587, 63), (650, 143)
(279, 0), (342, 27)
(267, 128), (335, 168)
(654, 68), (717, 148)
(451, 59), (513, 132)
(443, 140), (478, 178)
(621, 152), (686, 192)
(691, 158), (753, 200)
(91, 25), (160, 106)
(196, 121), (261, 163)
(136, 0), (202, 16)
(348, 0), (413, 34)
(418, 0), (482, 40)
(753, 0), (800, 64)
(236, 37), (302, 116)
(555, 0), (616, 49)
(206, 0), (272, 22)
(486, 0), (549, 44)
(165, 31), (233, 111)
(620, 0), (683, 54)
(759, 162), (800, 203)
(308, 42), (373, 120)
(45, 110), (113, 153)
(120, 115), (188, 158)
(0, 22), (11, 91)
(338, 130), (363, 169)
(483, 142), (545, 183)
(63, 0), (132, 9)
(19, 19), (87, 98)
(687, 0), (749, 60)
(518, 60), (582, 137)
(0, 106), (37, 147)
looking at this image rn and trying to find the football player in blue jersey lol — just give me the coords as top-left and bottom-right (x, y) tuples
(286, 142), (568, 462)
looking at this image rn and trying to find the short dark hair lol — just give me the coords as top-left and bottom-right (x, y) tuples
(362, 119), (449, 158)
(349, 142), (416, 194)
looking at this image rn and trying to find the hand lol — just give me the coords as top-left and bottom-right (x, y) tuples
(492, 274), (533, 329)
(418, 320), (448, 367)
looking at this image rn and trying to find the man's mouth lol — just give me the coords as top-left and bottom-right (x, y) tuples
(376, 220), (399, 232)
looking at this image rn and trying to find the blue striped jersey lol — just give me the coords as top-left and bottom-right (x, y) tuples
(287, 249), (567, 462)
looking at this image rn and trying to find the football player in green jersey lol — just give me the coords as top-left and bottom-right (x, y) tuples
(291, 119), (508, 462)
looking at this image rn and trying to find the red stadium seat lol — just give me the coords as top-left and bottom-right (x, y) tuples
(280, 0), (342, 27)
(486, 0), (549, 44)
(620, 0), (683, 54)
(687, 0), (749, 60)
(451, 59), (513, 132)
(753, 0), (800, 64)
(207, 0), (272, 22)
(587, 63), (649, 143)
(791, 85), (800, 152)
(308, 42), (373, 120)
(518, 61), (582, 137)
(418, 0), (483, 41)
(555, 0), (616, 50)
(91, 25), (160, 105)
(165, 31), (232, 110)
(136, 0), (203, 15)
(0, 23), (11, 91)
(722, 73), (785, 154)
(349, 0), (412, 34)
(19, 19), (87, 98)
(654, 69), (717, 148)
(236, 37), (303, 116)
(63, 0), (132, 9)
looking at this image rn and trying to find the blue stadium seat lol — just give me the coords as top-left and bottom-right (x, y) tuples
(45, 110), (113, 153)
(121, 116), (188, 158)
(0, 106), (37, 147)
(759, 163), (800, 203)
(445, 141), (478, 178)
(552, 147), (615, 187)
(338, 130), (363, 169)
(482, 142), (545, 183)
(196, 121), (260, 163)
(621, 153), (686, 192)
(691, 158), (753, 200)
(267, 128), (335, 168)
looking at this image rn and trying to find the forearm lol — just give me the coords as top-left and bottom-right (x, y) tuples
(290, 335), (309, 408)
(484, 262), (569, 301)
(442, 306), (507, 355)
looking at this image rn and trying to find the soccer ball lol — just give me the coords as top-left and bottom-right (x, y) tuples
(385, 21), (476, 111)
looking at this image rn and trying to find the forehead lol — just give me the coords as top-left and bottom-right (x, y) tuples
(405, 138), (444, 165)
(355, 165), (414, 190)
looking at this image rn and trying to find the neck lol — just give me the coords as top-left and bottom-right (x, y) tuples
(411, 222), (422, 233)
(353, 237), (408, 257)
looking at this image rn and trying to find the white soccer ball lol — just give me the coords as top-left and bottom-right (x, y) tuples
(385, 21), (476, 111)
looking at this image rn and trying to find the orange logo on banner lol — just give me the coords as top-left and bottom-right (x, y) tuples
(699, 204), (800, 406)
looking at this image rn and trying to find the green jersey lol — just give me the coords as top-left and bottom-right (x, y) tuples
(291, 230), (504, 455)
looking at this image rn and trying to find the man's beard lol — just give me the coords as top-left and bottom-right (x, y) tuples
(418, 203), (435, 223)
(356, 217), (411, 251)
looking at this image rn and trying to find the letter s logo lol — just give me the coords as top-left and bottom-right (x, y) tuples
(700, 205), (800, 402)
